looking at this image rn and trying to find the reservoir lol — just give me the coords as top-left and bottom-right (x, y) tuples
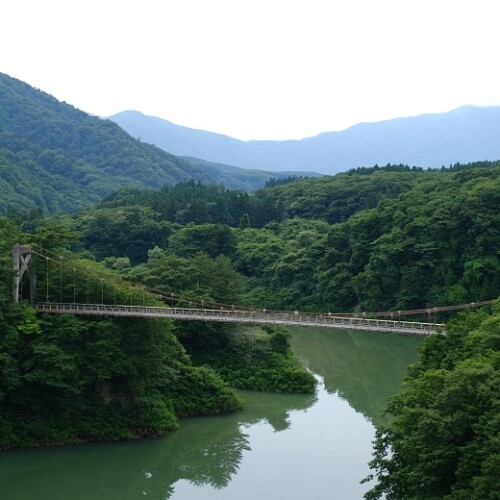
(0, 327), (423, 500)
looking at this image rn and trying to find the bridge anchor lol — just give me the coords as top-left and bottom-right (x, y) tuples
(12, 244), (36, 305)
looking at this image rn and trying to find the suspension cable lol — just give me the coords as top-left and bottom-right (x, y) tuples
(29, 243), (497, 317)
(59, 256), (63, 302)
(45, 257), (49, 302)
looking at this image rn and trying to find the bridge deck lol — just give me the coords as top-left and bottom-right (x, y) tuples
(35, 303), (444, 335)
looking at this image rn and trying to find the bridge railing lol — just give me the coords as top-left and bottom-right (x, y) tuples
(35, 303), (444, 335)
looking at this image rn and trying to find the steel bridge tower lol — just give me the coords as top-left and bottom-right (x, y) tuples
(12, 244), (36, 304)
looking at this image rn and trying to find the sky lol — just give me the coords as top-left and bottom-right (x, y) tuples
(2, 0), (500, 141)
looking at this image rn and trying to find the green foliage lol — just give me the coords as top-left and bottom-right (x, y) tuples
(0, 73), (278, 216)
(99, 181), (254, 226)
(239, 212), (250, 229)
(268, 328), (290, 353)
(264, 174), (310, 188)
(233, 165), (500, 313)
(0, 306), (246, 449)
(81, 205), (172, 264)
(2, 156), (500, 460)
(168, 224), (236, 258)
(167, 365), (245, 417)
(73, 163), (500, 315)
(191, 326), (316, 394)
(364, 306), (500, 500)
(0, 219), (244, 449)
(126, 246), (245, 306)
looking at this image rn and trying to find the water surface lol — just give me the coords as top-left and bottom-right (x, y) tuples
(0, 328), (423, 499)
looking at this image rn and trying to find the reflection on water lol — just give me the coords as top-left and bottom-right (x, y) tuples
(0, 328), (421, 500)
(0, 391), (316, 500)
(289, 327), (423, 425)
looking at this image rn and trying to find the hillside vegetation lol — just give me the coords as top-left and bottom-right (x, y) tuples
(0, 219), (248, 448)
(0, 86), (498, 496)
(1, 216), (315, 449)
(66, 163), (500, 314)
(0, 72), (286, 215)
(0, 160), (498, 499)
(364, 305), (500, 499)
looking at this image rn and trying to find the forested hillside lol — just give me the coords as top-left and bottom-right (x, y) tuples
(1, 160), (498, 498)
(0, 218), (248, 448)
(0, 73), (288, 215)
(65, 163), (500, 314)
(365, 304), (500, 499)
(0, 216), (314, 449)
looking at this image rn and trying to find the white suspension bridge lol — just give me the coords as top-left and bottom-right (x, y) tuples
(13, 244), (496, 336)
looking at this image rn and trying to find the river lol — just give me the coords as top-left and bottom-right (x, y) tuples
(0, 327), (423, 500)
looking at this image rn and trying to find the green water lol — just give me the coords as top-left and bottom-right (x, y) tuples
(0, 328), (423, 500)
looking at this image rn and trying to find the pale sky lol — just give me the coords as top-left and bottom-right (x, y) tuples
(2, 0), (499, 141)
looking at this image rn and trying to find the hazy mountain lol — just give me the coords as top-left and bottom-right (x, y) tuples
(178, 156), (318, 190)
(109, 106), (500, 174)
(0, 73), (296, 215)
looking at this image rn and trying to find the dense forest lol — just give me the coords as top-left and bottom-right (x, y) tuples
(0, 215), (314, 449)
(364, 305), (500, 499)
(54, 162), (500, 314)
(1, 154), (498, 496)
(1, 218), (237, 447)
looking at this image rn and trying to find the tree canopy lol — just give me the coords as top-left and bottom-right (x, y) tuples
(364, 304), (500, 499)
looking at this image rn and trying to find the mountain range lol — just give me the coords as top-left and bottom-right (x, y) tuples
(109, 105), (500, 174)
(1, 70), (499, 216)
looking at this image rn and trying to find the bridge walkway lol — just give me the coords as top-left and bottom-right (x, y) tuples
(36, 302), (444, 335)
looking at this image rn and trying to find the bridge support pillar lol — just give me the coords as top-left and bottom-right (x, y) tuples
(12, 244), (35, 304)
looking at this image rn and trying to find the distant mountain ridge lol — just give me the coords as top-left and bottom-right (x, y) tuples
(109, 106), (500, 174)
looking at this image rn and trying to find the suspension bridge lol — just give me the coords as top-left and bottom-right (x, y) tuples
(12, 244), (496, 336)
